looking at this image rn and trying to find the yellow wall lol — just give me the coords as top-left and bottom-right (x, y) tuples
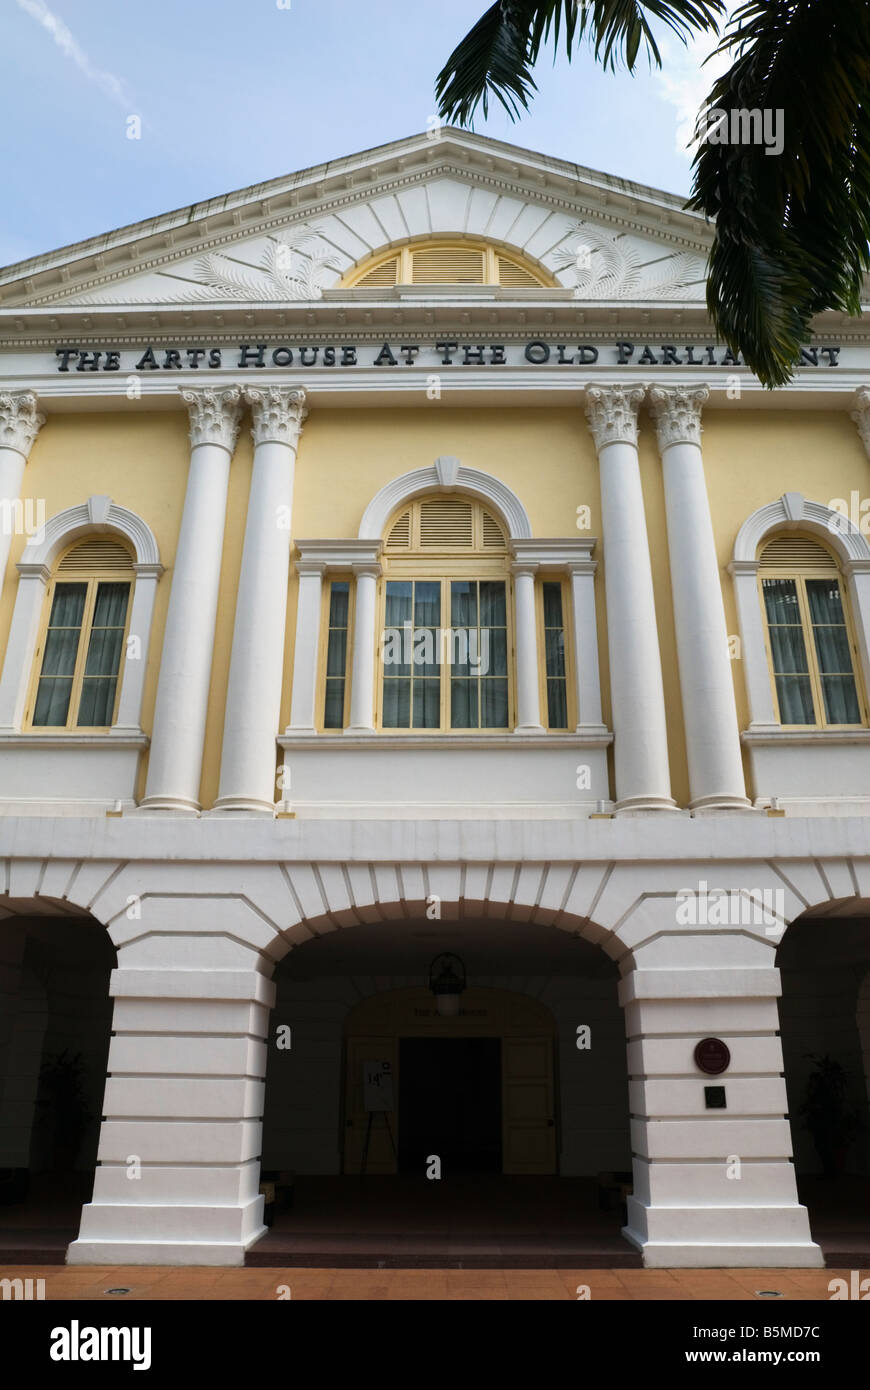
(2, 402), (867, 810)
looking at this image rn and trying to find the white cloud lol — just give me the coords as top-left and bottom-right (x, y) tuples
(15, 0), (132, 108)
(655, 3), (741, 159)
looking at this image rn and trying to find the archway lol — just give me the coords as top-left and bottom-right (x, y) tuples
(0, 896), (116, 1262)
(777, 901), (870, 1264)
(253, 912), (638, 1267)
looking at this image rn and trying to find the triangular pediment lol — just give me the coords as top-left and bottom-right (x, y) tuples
(0, 129), (711, 312)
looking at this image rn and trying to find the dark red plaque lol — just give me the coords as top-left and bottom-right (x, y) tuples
(694, 1037), (731, 1075)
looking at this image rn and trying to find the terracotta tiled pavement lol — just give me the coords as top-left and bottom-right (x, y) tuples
(0, 1265), (857, 1300)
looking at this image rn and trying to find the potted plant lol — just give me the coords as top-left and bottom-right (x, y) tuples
(799, 1054), (861, 1178)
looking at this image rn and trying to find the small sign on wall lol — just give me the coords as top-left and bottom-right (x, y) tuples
(694, 1038), (731, 1076)
(363, 1060), (394, 1112)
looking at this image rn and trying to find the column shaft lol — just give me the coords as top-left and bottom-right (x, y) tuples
(142, 388), (241, 812)
(650, 386), (749, 811)
(0, 391), (45, 603)
(346, 566), (379, 733)
(215, 387), (307, 812)
(585, 386), (675, 810)
(512, 564), (545, 732)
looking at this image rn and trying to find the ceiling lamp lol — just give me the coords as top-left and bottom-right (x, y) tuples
(428, 952), (466, 1017)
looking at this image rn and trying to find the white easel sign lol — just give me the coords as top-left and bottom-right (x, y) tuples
(363, 1060), (394, 1112)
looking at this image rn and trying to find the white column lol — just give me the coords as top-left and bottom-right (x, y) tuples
(346, 562), (381, 734)
(585, 385), (675, 811)
(568, 559), (605, 730)
(0, 563), (50, 728)
(286, 560), (326, 733)
(649, 385), (750, 812)
(511, 562), (545, 733)
(141, 387), (242, 813)
(112, 562), (164, 734)
(0, 391), (45, 603)
(215, 387), (307, 813)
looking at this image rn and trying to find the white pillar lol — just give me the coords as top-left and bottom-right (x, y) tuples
(511, 562), (545, 733)
(0, 563), (50, 729)
(585, 385), (675, 811)
(567, 559), (606, 730)
(141, 387), (241, 813)
(0, 391), (45, 603)
(286, 560), (325, 733)
(112, 562), (163, 734)
(346, 562), (380, 734)
(650, 385), (750, 812)
(214, 387), (307, 813)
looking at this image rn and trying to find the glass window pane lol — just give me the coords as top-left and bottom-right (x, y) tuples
(326, 628), (347, 678)
(413, 679), (440, 728)
(812, 625), (853, 675)
(414, 581), (440, 627)
(413, 628), (439, 678)
(382, 679), (410, 728)
(48, 583), (87, 630)
(450, 580), (476, 627)
(84, 626), (124, 678)
(77, 677), (117, 727)
(547, 679), (568, 729)
(768, 625), (809, 675)
(481, 679), (508, 728)
(775, 674), (815, 724)
(480, 581), (506, 627)
(545, 628), (566, 679)
(328, 581), (349, 628)
(40, 625), (83, 677)
(451, 679), (477, 728)
(806, 578), (845, 626)
(542, 581), (563, 629)
(821, 675), (861, 725)
(762, 578), (801, 625)
(486, 627), (507, 678)
(91, 581), (130, 629)
(323, 680), (345, 729)
(33, 678), (73, 727)
(385, 581), (412, 627)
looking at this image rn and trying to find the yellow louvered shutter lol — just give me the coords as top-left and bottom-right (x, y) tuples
(419, 498), (474, 548)
(482, 512), (506, 549)
(497, 256), (542, 288)
(411, 248), (485, 284)
(58, 537), (134, 573)
(386, 509), (411, 548)
(759, 536), (837, 573)
(355, 256), (399, 287)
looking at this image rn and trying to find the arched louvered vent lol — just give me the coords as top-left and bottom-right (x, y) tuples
(58, 537), (134, 573)
(420, 498), (474, 548)
(355, 257), (399, 288)
(758, 536), (837, 573)
(386, 509), (411, 548)
(482, 512), (506, 549)
(497, 256), (541, 288)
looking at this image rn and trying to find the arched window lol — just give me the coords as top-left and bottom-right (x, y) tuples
(759, 535), (867, 728)
(342, 240), (554, 290)
(26, 537), (134, 729)
(377, 495), (512, 731)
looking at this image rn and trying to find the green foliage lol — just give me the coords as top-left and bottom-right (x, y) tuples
(435, 0), (870, 388)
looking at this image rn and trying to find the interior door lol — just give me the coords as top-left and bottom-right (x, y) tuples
(502, 1035), (557, 1173)
(343, 1035), (397, 1174)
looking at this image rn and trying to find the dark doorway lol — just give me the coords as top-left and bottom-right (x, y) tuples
(398, 1037), (502, 1176)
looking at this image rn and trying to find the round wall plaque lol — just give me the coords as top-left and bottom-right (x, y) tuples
(694, 1037), (731, 1075)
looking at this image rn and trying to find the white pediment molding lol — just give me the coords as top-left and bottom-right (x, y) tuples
(19, 497), (161, 569)
(731, 493), (870, 569)
(1, 131), (711, 311)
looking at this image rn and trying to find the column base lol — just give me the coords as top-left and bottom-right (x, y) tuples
(614, 795), (681, 814)
(623, 1195), (824, 1268)
(210, 797), (276, 815)
(68, 1196), (266, 1267)
(689, 794), (755, 814)
(137, 795), (201, 815)
(343, 725), (376, 735)
(513, 724), (546, 734)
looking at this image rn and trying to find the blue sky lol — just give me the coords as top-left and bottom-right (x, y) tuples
(1, 0), (734, 268)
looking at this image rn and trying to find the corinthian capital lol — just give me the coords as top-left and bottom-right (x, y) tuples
(245, 386), (308, 449)
(584, 384), (645, 452)
(649, 384), (710, 451)
(180, 386), (243, 452)
(851, 385), (870, 457)
(0, 390), (46, 458)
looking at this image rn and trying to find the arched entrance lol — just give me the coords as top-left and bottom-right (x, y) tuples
(253, 913), (639, 1267)
(777, 902), (870, 1263)
(0, 897), (116, 1262)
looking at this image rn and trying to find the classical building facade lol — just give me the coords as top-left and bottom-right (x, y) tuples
(1, 129), (869, 1268)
